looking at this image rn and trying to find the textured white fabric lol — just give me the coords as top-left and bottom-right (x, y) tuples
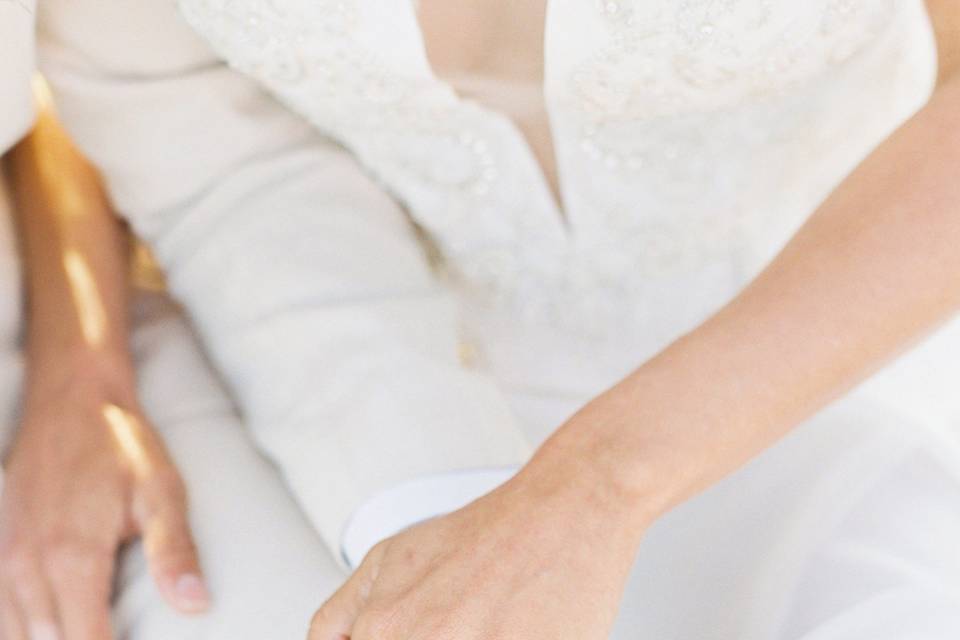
(173, 0), (939, 366)
(29, 1), (960, 637)
(163, 0), (960, 448)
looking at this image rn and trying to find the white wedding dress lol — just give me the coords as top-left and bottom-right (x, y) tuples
(35, 0), (960, 637)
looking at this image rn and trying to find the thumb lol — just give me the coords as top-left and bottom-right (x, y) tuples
(308, 543), (386, 640)
(135, 472), (211, 615)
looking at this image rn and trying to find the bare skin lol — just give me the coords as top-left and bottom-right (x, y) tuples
(309, 3), (960, 639)
(0, 99), (207, 640)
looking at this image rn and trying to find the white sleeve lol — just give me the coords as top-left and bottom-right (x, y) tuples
(37, 6), (532, 566)
(341, 467), (518, 568)
(778, 451), (960, 639)
(0, 0), (37, 154)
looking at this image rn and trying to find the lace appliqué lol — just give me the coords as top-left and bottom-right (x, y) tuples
(558, 0), (899, 284)
(178, 0), (570, 317)
(177, 0), (905, 337)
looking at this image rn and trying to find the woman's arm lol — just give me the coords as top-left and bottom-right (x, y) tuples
(542, 1), (960, 525)
(309, 7), (960, 639)
(0, 94), (209, 640)
(10, 82), (135, 402)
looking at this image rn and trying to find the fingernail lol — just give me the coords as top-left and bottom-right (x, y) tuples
(174, 574), (211, 611)
(29, 622), (60, 640)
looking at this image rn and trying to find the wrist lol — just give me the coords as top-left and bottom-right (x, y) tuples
(513, 422), (664, 553)
(520, 382), (704, 546)
(24, 345), (138, 410)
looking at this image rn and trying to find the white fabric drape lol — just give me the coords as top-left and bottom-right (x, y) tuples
(38, 1), (533, 559)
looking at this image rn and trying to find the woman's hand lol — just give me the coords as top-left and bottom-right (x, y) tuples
(0, 365), (208, 640)
(308, 434), (650, 640)
(3, 87), (208, 639)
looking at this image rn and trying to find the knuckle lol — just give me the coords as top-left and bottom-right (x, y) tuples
(42, 541), (107, 580)
(0, 534), (19, 561)
(1, 547), (34, 581)
(368, 539), (391, 559)
(37, 525), (73, 552)
(353, 606), (401, 639)
(147, 469), (188, 505)
(411, 628), (456, 640)
(361, 539), (392, 569)
(423, 618), (460, 639)
(308, 607), (335, 634)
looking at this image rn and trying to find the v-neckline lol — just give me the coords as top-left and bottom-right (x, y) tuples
(408, 0), (571, 230)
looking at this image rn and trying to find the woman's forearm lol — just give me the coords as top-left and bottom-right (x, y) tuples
(536, 71), (960, 532)
(1, 93), (212, 630)
(7, 93), (135, 404)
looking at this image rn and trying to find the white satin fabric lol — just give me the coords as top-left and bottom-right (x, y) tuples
(32, 0), (960, 638)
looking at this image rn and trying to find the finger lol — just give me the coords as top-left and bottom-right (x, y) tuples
(7, 555), (60, 640)
(308, 546), (384, 640)
(135, 476), (210, 614)
(0, 588), (27, 640)
(45, 545), (113, 640)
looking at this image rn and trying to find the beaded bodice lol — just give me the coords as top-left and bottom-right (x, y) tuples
(177, 0), (934, 333)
